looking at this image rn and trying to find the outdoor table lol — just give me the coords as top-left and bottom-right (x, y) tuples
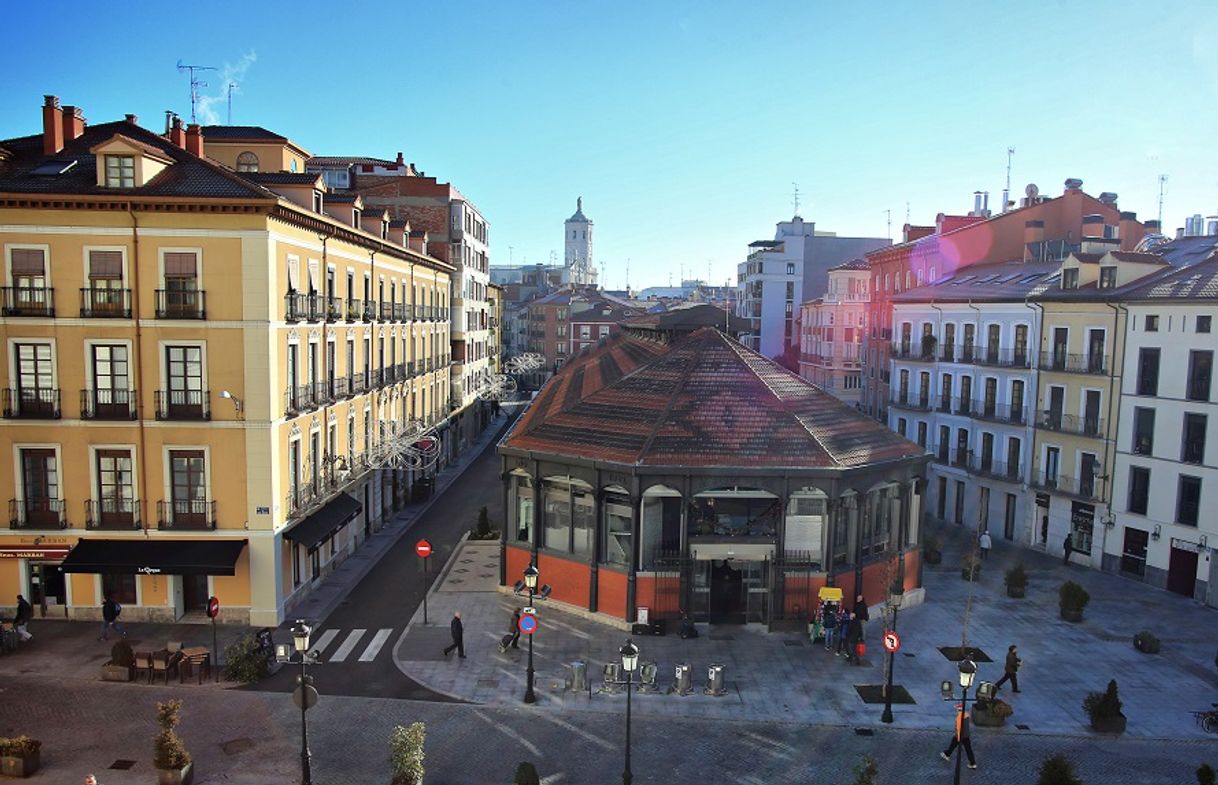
(179, 646), (211, 684)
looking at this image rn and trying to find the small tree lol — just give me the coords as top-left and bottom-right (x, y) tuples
(1082, 679), (1123, 723)
(390, 722), (425, 785)
(851, 755), (878, 785)
(513, 761), (541, 785)
(152, 700), (191, 771)
(1037, 755), (1082, 785)
(1198, 763), (1217, 785)
(109, 640), (135, 667)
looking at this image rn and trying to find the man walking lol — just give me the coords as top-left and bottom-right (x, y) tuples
(940, 706), (978, 770)
(994, 644), (1022, 693)
(98, 595), (125, 641)
(978, 530), (992, 560)
(443, 611), (465, 658)
(14, 594), (32, 642)
(844, 611), (864, 664)
(508, 608), (521, 650)
(1062, 532), (1074, 565)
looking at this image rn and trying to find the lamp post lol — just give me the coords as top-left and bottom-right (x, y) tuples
(953, 658), (977, 785)
(292, 620), (313, 785)
(880, 588), (903, 724)
(620, 638), (640, 785)
(523, 564), (538, 704)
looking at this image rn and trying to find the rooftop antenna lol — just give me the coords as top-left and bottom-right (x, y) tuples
(600, 261), (606, 289)
(906, 201), (911, 224)
(508, 245), (514, 265)
(1158, 174), (1168, 225)
(792, 182), (801, 217)
(885, 209), (892, 239)
(176, 60), (217, 124)
(226, 82), (236, 124)
(626, 259), (631, 293)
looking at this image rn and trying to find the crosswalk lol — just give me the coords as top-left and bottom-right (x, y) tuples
(307, 627), (397, 664)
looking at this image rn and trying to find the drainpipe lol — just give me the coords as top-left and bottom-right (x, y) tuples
(929, 302), (944, 512)
(966, 300), (982, 493)
(128, 205), (151, 533)
(1101, 302), (1124, 571)
(1024, 297), (1044, 547)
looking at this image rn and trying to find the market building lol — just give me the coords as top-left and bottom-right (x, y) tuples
(497, 324), (929, 628)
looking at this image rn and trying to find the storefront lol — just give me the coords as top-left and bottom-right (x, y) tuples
(0, 543), (72, 618)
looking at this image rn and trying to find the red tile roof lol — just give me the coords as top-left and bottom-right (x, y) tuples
(505, 328), (925, 470)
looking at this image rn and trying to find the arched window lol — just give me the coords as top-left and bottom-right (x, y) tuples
(236, 151), (259, 172)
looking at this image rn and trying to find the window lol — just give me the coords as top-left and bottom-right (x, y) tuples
(1127, 466), (1150, 515)
(9, 248), (49, 314)
(90, 344), (130, 417)
(1198, 315), (1212, 334)
(165, 345), (204, 417)
(86, 250), (125, 315)
(19, 448), (60, 526)
(95, 449), (135, 525)
(1132, 407), (1155, 455)
(1187, 350), (1213, 402)
(786, 262), (795, 275)
(236, 152), (259, 172)
(1177, 476), (1202, 527)
(897, 417), (907, 437)
(14, 342), (55, 416)
(786, 282), (795, 300)
(1061, 268), (1079, 289)
(1183, 413), (1207, 464)
(1145, 315), (1159, 332)
(1099, 266), (1117, 288)
(312, 191), (323, 212)
(161, 252), (200, 317)
(104, 155), (134, 188)
(543, 482), (572, 552)
(1137, 348), (1160, 396)
(102, 573), (136, 605)
(168, 449), (207, 526)
(916, 421), (927, 448)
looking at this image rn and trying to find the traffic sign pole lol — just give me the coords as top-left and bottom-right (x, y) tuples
(416, 540), (432, 625)
(207, 596), (220, 682)
(422, 553), (428, 625)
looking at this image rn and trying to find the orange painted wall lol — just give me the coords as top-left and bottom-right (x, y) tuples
(597, 569), (627, 620)
(903, 550), (922, 593)
(536, 552), (591, 608)
(505, 545), (531, 586)
(213, 548), (252, 606)
(782, 575), (827, 618)
(71, 574), (97, 607)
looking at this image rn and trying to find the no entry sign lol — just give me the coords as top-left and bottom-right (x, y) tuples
(206, 596), (220, 619)
(518, 614), (538, 635)
(883, 631), (901, 653)
(415, 539), (433, 558)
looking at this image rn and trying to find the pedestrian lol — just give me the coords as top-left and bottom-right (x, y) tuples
(854, 593), (870, 640)
(98, 595), (125, 641)
(978, 530), (992, 561)
(940, 707), (978, 770)
(1062, 532), (1074, 566)
(443, 611), (465, 658)
(508, 608), (521, 650)
(993, 644), (1022, 693)
(14, 594), (32, 642)
(835, 606), (851, 655)
(844, 611), (864, 664)
(85, 775), (103, 785)
(821, 603), (837, 651)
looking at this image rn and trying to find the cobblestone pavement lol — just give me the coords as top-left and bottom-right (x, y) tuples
(0, 673), (1212, 784)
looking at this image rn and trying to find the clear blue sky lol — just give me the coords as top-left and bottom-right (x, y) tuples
(1, 1), (1215, 290)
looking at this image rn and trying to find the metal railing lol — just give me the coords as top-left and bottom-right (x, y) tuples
(1039, 353), (1108, 375)
(9, 498), (67, 529)
(85, 499), (141, 530)
(1030, 473), (1098, 500)
(3, 388), (61, 419)
(80, 388), (136, 420)
(79, 287), (131, 318)
(969, 400), (1028, 425)
(154, 289), (206, 319)
(891, 345), (936, 362)
(324, 296), (342, 322)
(345, 298), (363, 321)
(1, 286), (54, 317)
(157, 499), (217, 530)
(154, 389), (210, 420)
(334, 376), (351, 400)
(973, 347), (1030, 368)
(379, 301), (395, 321)
(1035, 411), (1104, 437)
(966, 457), (1023, 482)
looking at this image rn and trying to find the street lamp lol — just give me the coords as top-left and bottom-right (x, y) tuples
(880, 587), (904, 724)
(620, 638), (640, 785)
(292, 620), (313, 785)
(523, 564), (539, 704)
(953, 658), (977, 785)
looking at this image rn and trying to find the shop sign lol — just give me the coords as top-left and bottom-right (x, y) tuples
(1070, 501), (1095, 535)
(137, 566), (163, 574)
(0, 546), (71, 559)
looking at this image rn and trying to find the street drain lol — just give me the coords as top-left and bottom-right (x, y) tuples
(109, 760), (136, 770)
(1015, 723), (1030, 730)
(854, 728), (874, 737)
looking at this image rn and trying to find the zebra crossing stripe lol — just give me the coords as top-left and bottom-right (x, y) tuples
(329, 629), (366, 662)
(358, 628), (394, 662)
(309, 629), (340, 657)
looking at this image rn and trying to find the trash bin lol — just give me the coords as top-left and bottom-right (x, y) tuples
(671, 662), (693, 696)
(705, 662), (726, 696)
(569, 660), (587, 693)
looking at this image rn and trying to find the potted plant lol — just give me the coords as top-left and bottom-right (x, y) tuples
(1083, 679), (1126, 733)
(1133, 630), (1161, 654)
(153, 700), (193, 785)
(971, 696), (1013, 727)
(389, 722), (425, 785)
(1199, 763), (1217, 785)
(851, 755), (879, 785)
(1004, 563), (1028, 598)
(961, 554), (981, 582)
(513, 762), (541, 785)
(101, 639), (136, 681)
(1059, 580), (1090, 622)
(1037, 754), (1082, 785)
(923, 533), (942, 565)
(0, 736), (41, 778)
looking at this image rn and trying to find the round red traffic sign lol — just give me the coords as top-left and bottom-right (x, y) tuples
(415, 539), (433, 558)
(518, 614), (538, 635)
(883, 631), (901, 653)
(206, 596), (220, 619)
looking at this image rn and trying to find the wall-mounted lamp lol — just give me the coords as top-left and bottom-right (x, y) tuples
(1200, 535), (1208, 549)
(219, 390), (244, 418)
(1151, 524), (1162, 541)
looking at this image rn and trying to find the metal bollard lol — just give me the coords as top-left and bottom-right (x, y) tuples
(600, 662), (622, 694)
(705, 662), (727, 696)
(568, 660), (587, 693)
(670, 662), (693, 696)
(637, 661), (659, 694)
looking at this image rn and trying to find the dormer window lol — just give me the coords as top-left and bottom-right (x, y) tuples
(236, 151), (259, 172)
(1061, 268), (1079, 289)
(105, 155), (135, 188)
(1099, 266), (1117, 289)
(312, 190), (323, 213)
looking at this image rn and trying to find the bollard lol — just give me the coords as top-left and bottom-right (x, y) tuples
(638, 662), (659, 694)
(600, 662), (622, 694)
(671, 662), (693, 696)
(569, 660), (587, 693)
(705, 662), (727, 697)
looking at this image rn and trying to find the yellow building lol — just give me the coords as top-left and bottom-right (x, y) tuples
(0, 97), (452, 626)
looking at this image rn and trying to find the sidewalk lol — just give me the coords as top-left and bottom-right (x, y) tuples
(393, 518), (1218, 740)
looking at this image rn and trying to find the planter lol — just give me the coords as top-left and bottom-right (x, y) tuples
(157, 762), (194, 785)
(1005, 585), (1026, 598)
(924, 550), (942, 565)
(1133, 635), (1160, 654)
(1091, 714), (1126, 734)
(1060, 607), (1084, 623)
(392, 778), (422, 785)
(961, 565), (981, 581)
(100, 663), (133, 682)
(971, 708), (1007, 727)
(0, 751), (40, 778)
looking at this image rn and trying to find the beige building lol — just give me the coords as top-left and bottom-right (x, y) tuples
(0, 98), (452, 626)
(799, 259), (869, 405)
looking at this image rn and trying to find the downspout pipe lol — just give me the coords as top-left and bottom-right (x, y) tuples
(1025, 297), (1045, 548)
(128, 205), (151, 533)
(1101, 302), (1125, 571)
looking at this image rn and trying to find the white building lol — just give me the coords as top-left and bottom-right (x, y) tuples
(1110, 257), (1218, 605)
(799, 259), (870, 404)
(564, 197), (597, 287)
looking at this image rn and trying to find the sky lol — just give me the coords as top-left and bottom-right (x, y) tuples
(1, 1), (1216, 291)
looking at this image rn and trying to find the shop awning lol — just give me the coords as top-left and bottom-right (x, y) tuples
(60, 539), (247, 576)
(283, 493), (361, 551)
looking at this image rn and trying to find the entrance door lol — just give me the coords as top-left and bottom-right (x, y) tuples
(182, 574), (209, 614)
(27, 562), (66, 618)
(1167, 546), (1199, 598)
(709, 560), (745, 624)
(1004, 493), (1017, 540)
(1047, 387), (1064, 429)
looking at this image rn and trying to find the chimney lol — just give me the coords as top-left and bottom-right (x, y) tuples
(1144, 219), (1161, 234)
(1064, 177), (1084, 193)
(164, 110), (174, 134)
(1098, 192), (1118, 206)
(1023, 219), (1045, 262)
(1208, 216), (1218, 237)
(170, 116), (186, 148)
(185, 123), (204, 157)
(972, 191), (982, 215)
(42, 95), (64, 155)
(982, 191), (990, 215)
(125, 113), (138, 125)
(1119, 211), (1144, 251)
(61, 105), (86, 144)
(395, 152), (404, 166)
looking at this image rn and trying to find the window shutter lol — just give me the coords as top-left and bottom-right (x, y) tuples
(10, 249), (45, 275)
(287, 258), (300, 292)
(89, 250), (123, 280)
(164, 252), (197, 278)
(307, 259), (320, 293)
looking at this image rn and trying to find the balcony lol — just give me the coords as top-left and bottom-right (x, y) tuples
(315, 379), (335, 405)
(1, 286), (54, 317)
(155, 289), (206, 319)
(394, 363), (407, 381)
(929, 443), (951, 464)
(334, 376), (351, 400)
(379, 301), (395, 321)
(973, 347), (1030, 369)
(890, 391), (932, 412)
(154, 389), (210, 420)
(1039, 353), (1108, 375)
(286, 483), (320, 518)
(80, 388), (137, 420)
(85, 499), (141, 530)
(939, 345), (956, 363)
(1030, 473), (1098, 501)
(324, 296), (342, 322)
(936, 396), (952, 414)
(969, 400), (1028, 425)
(966, 456), (1022, 483)
(157, 499), (216, 530)
(3, 388), (61, 419)
(1035, 411), (1104, 438)
(79, 287), (131, 318)
(284, 384), (317, 415)
(393, 303), (407, 322)
(352, 375), (367, 395)
(362, 300), (377, 322)
(891, 345), (936, 363)
(9, 498), (67, 529)
(344, 298), (362, 322)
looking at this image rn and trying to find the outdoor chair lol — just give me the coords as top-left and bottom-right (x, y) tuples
(150, 650), (181, 684)
(133, 651), (154, 683)
(167, 641), (183, 654)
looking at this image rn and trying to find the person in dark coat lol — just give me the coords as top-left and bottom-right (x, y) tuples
(508, 608), (521, 649)
(14, 594), (32, 642)
(443, 611), (465, 658)
(993, 644), (1022, 693)
(844, 612), (864, 664)
(854, 593), (870, 640)
(1062, 533), (1074, 565)
(98, 595), (125, 641)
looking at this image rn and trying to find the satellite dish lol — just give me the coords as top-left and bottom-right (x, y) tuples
(1025, 183), (1040, 200)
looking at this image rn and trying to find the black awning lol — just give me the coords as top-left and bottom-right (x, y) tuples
(283, 493), (362, 550)
(60, 539), (247, 576)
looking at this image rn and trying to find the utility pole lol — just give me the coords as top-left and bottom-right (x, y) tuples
(1158, 174), (1168, 226)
